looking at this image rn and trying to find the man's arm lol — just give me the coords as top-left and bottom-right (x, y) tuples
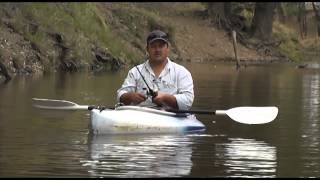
(172, 68), (194, 110)
(117, 67), (149, 105)
(120, 92), (147, 105)
(152, 67), (194, 110)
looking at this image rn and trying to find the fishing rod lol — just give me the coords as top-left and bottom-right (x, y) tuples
(135, 65), (158, 98)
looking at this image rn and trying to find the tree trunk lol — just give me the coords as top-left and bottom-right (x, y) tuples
(276, 3), (286, 23)
(298, 3), (307, 39)
(232, 30), (240, 69)
(312, 2), (320, 37)
(251, 3), (278, 40)
(224, 2), (232, 19)
(207, 2), (232, 29)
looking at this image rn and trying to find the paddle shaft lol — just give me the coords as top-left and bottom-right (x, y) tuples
(166, 109), (227, 115)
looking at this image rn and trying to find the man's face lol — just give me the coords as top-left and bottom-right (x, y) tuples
(147, 40), (169, 63)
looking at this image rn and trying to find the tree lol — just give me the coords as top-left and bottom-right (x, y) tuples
(312, 2), (320, 37)
(297, 2), (307, 39)
(206, 2), (254, 32)
(251, 3), (278, 40)
(276, 3), (287, 23)
(206, 2), (232, 29)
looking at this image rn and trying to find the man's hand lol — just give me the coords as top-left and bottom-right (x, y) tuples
(120, 92), (147, 105)
(152, 91), (178, 109)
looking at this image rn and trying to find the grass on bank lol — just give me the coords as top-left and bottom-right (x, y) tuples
(12, 3), (139, 70)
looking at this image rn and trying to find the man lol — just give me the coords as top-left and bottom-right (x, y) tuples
(116, 30), (194, 110)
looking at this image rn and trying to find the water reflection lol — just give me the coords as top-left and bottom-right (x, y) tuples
(216, 138), (277, 178)
(300, 72), (320, 176)
(81, 134), (194, 177)
(302, 73), (320, 120)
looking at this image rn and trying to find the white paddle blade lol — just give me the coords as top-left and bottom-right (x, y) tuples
(32, 98), (88, 110)
(224, 106), (278, 124)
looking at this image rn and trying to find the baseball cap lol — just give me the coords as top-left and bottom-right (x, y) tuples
(147, 30), (169, 45)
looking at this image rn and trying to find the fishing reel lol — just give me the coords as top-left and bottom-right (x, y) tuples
(143, 88), (158, 99)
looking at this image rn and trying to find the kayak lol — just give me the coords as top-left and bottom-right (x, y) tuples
(32, 98), (278, 135)
(90, 106), (206, 135)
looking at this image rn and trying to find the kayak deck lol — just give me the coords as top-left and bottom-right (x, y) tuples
(90, 106), (205, 135)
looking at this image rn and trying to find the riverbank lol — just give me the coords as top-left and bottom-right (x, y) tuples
(0, 3), (319, 84)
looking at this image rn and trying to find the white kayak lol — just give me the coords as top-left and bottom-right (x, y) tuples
(90, 106), (206, 135)
(32, 98), (278, 135)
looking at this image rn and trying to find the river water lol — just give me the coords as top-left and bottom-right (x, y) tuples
(0, 62), (319, 177)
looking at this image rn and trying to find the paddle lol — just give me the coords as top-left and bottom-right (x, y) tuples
(32, 98), (278, 124)
(166, 107), (278, 124)
(31, 98), (112, 110)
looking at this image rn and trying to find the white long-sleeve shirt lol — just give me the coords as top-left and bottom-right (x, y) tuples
(117, 58), (194, 110)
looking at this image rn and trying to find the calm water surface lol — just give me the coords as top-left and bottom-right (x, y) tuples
(0, 62), (320, 177)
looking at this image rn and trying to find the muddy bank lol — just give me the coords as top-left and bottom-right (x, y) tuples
(0, 3), (313, 84)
